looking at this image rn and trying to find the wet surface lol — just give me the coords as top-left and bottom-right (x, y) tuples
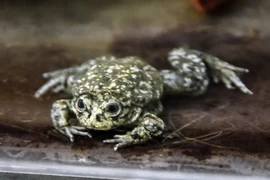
(0, 0), (270, 178)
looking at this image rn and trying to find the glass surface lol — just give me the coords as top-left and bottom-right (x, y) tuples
(0, 1), (269, 179)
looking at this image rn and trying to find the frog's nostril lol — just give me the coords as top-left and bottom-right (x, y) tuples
(96, 115), (101, 122)
(88, 113), (92, 118)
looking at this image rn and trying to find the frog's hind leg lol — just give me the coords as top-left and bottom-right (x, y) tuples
(35, 76), (66, 98)
(161, 48), (252, 95)
(161, 49), (210, 95)
(35, 56), (117, 98)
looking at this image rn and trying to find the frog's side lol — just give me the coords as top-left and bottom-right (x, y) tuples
(35, 48), (252, 150)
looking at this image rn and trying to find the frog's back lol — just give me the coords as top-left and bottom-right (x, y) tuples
(72, 57), (163, 106)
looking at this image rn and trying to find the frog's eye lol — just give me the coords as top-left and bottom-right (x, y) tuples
(76, 98), (86, 112)
(105, 102), (122, 117)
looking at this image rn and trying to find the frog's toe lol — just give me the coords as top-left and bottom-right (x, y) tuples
(63, 126), (92, 142)
(114, 143), (129, 151)
(43, 70), (64, 79)
(51, 84), (66, 93)
(64, 127), (75, 142)
(103, 134), (133, 151)
(220, 69), (253, 95)
(226, 64), (249, 74)
(103, 138), (120, 144)
(220, 75), (235, 89)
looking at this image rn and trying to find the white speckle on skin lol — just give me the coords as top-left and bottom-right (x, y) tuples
(114, 65), (121, 70)
(171, 60), (180, 66)
(131, 74), (137, 79)
(183, 77), (192, 87)
(89, 60), (96, 65)
(168, 48), (186, 61)
(203, 79), (209, 87)
(90, 65), (97, 70)
(110, 82), (117, 87)
(194, 67), (201, 73)
(107, 69), (113, 73)
(126, 91), (131, 97)
(130, 67), (140, 72)
(94, 85), (99, 89)
(182, 63), (191, 72)
(139, 89), (150, 94)
(187, 54), (201, 63)
(201, 67), (206, 73)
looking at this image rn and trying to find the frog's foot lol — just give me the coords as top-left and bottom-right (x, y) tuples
(35, 75), (66, 98)
(204, 56), (253, 94)
(104, 113), (165, 151)
(61, 126), (92, 142)
(103, 131), (150, 151)
(103, 134), (135, 151)
(104, 125), (153, 151)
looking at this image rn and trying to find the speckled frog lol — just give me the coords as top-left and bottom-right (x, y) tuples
(35, 48), (252, 150)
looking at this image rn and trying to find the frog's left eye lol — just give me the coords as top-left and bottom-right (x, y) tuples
(76, 98), (86, 112)
(105, 102), (122, 117)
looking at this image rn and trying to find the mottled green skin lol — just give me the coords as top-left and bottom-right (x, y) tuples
(35, 48), (252, 150)
(71, 57), (164, 131)
(72, 57), (163, 106)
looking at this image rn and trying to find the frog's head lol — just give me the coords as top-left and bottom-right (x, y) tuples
(72, 94), (142, 130)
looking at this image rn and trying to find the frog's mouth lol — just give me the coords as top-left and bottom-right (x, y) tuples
(88, 121), (114, 131)
(79, 116), (115, 131)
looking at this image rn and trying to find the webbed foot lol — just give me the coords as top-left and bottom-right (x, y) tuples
(205, 56), (253, 94)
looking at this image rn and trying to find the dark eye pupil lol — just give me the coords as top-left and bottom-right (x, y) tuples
(108, 104), (119, 113)
(77, 99), (85, 109)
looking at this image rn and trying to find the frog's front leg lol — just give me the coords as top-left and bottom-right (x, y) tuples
(51, 99), (92, 142)
(103, 113), (165, 151)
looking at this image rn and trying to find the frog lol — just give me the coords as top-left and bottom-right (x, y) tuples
(35, 48), (252, 151)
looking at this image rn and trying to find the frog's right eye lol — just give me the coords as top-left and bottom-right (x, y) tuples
(76, 98), (86, 112)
